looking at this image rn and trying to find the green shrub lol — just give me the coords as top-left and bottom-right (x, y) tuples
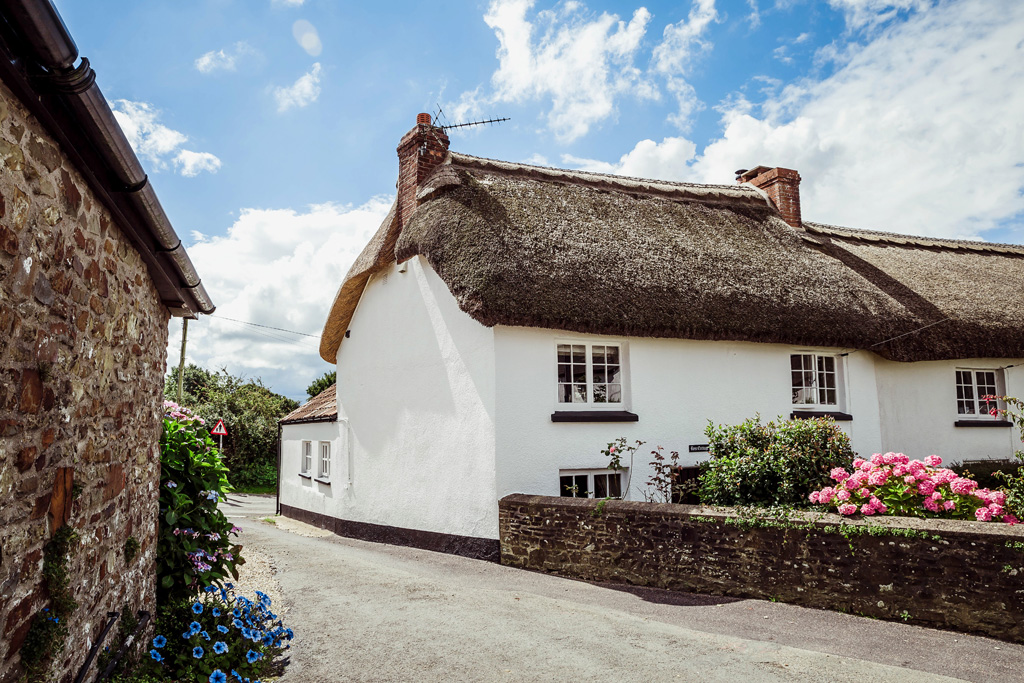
(159, 402), (244, 604)
(993, 396), (1024, 518)
(699, 415), (856, 507)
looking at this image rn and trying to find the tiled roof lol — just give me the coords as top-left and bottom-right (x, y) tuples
(280, 384), (337, 424)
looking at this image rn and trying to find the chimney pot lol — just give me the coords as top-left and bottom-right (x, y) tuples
(416, 112), (432, 125)
(739, 166), (802, 229)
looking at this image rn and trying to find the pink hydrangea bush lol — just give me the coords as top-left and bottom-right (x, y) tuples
(809, 452), (1019, 524)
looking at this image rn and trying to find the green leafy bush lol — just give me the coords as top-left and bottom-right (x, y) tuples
(993, 395), (1024, 518)
(699, 415), (856, 507)
(159, 402), (244, 604)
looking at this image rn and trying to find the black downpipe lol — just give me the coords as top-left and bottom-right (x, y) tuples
(72, 612), (119, 683)
(95, 610), (150, 682)
(276, 422), (283, 515)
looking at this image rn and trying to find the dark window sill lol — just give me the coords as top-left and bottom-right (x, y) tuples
(551, 410), (638, 423)
(954, 420), (1012, 428)
(315, 477), (331, 485)
(299, 472), (312, 479)
(790, 411), (853, 421)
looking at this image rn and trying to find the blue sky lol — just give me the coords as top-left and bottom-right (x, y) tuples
(52, 0), (1024, 401)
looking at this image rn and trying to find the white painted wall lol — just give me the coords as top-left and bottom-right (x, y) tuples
(280, 256), (499, 539)
(874, 358), (1024, 463)
(280, 421), (344, 518)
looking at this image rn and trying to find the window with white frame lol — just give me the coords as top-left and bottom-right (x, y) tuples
(956, 369), (1004, 417)
(301, 441), (312, 475)
(319, 441), (330, 479)
(556, 343), (623, 406)
(791, 353), (841, 408)
(559, 469), (624, 499)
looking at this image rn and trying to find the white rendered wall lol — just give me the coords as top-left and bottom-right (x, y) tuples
(874, 358), (1024, 463)
(279, 421), (344, 517)
(283, 256), (498, 539)
(493, 328), (886, 502)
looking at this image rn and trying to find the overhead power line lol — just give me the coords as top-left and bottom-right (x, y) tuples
(210, 314), (320, 339)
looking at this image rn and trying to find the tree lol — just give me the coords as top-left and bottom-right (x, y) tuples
(307, 370), (336, 398)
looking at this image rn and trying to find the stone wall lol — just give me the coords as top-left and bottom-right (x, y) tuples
(0, 76), (170, 682)
(499, 494), (1024, 643)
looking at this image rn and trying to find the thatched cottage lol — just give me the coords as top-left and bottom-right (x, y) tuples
(0, 1), (212, 678)
(278, 113), (1024, 558)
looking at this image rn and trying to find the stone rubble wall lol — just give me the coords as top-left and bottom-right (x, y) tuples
(0, 77), (169, 682)
(499, 494), (1024, 643)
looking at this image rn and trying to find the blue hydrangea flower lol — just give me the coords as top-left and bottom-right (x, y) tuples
(214, 641), (228, 654)
(193, 646), (204, 659)
(246, 649), (261, 663)
(209, 670), (227, 683)
(192, 602), (204, 615)
(149, 649), (163, 662)
(190, 621), (202, 635)
(152, 635), (167, 648)
(217, 625), (229, 633)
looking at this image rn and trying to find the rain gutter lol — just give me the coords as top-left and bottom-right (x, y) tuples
(0, 0), (214, 317)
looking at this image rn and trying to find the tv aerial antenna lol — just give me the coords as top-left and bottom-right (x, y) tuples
(432, 104), (509, 132)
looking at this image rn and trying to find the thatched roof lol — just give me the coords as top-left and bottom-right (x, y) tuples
(320, 153), (1024, 363)
(280, 384), (337, 425)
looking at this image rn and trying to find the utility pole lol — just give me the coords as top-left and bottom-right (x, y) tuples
(176, 318), (188, 404)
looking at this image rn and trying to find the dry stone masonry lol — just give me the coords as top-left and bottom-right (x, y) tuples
(499, 494), (1024, 644)
(0, 78), (169, 682)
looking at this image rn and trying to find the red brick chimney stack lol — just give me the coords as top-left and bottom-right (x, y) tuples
(737, 166), (802, 229)
(396, 113), (450, 229)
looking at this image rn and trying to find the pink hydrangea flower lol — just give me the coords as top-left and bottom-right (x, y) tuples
(991, 491), (1008, 506)
(868, 470), (889, 486)
(894, 453), (910, 465)
(818, 487), (835, 504)
(943, 500), (955, 511)
(908, 461), (926, 475)
(845, 479), (860, 491)
(852, 458), (866, 469)
(924, 454), (942, 467)
(861, 504), (876, 515)
(1003, 515), (1020, 525)
(923, 498), (940, 513)
(809, 491), (820, 504)
(989, 503), (1005, 517)
(975, 507), (993, 522)
(836, 490), (851, 501)
(858, 488), (871, 498)
(904, 475), (917, 485)
(892, 464), (907, 477)
(875, 502), (888, 514)
(830, 467), (850, 482)
(837, 503), (857, 516)
(930, 491), (943, 501)
(934, 469), (958, 485)
(859, 460), (873, 471)
(950, 478), (978, 495)
(917, 481), (936, 496)
(870, 453), (885, 466)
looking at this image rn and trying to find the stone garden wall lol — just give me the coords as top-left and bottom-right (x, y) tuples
(0, 77), (169, 682)
(499, 494), (1024, 643)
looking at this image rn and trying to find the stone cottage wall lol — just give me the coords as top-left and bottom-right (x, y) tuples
(0, 77), (170, 682)
(499, 494), (1024, 644)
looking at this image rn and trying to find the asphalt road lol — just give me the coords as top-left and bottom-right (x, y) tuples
(220, 495), (1023, 682)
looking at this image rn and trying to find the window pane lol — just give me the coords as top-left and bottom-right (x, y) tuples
(572, 345), (586, 363)
(960, 401), (975, 415)
(961, 382), (975, 401)
(825, 389), (837, 405)
(594, 474), (608, 498)
(606, 346), (620, 364)
(558, 384), (572, 403)
(576, 475), (588, 497)
(609, 367), (621, 383)
(557, 344), (571, 363)
(593, 367), (606, 383)
(592, 346), (605, 363)
(560, 476), (575, 497)
(608, 384), (622, 403)
(573, 384), (587, 403)
(608, 474), (622, 498)
(791, 355), (802, 370)
(573, 366), (587, 383)
(558, 364), (570, 383)
(593, 384), (607, 403)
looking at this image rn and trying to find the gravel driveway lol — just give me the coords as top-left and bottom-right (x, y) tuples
(221, 495), (1023, 683)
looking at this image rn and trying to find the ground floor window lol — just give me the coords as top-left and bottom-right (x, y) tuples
(301, 441), (312, 474)
(956, 368), (1004, 417)
(319, 441), (330, 479)
(559, 469), (624, 498)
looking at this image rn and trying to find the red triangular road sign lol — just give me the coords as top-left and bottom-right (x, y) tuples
(210, 419), (228, 436)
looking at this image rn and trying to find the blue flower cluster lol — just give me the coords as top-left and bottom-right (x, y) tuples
(146, 582), (294, 683)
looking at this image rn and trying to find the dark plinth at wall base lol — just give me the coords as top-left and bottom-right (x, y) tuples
(551, 410), (639, 423)
(955, 420), (1012, 428)
(790, 411), (853, 421)
(279, 504), (500, 562)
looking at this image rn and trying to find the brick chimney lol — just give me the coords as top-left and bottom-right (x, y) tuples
(736, 166), (802, 228)
(396, 113), (450, 229)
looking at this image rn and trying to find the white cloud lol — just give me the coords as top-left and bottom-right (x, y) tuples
(174, 150), (222, 177)
(195, 42), (253, 74)
(564, 0), (1024, 240)
(453, 0), (657, 142)
(828, 0), (933, 31)
(563, 136), (698, 180)
(110, 100), (221, 177)
(292, 19), (322, 57)
(651, 0), (718, 128)
(273, 63), (322, 112)
(745, 0), (761, 29)
(168, 197), (393, 402)
(272, 0), (305, 6)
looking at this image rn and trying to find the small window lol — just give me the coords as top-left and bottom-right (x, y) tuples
(556, 342), (623, 406)
(956, 369), (1004, 417)
(319, 441), (330, 479)
(559, 470), (624, 499)
(791, 353), (840, 408)
(301, 441), (312, 474)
